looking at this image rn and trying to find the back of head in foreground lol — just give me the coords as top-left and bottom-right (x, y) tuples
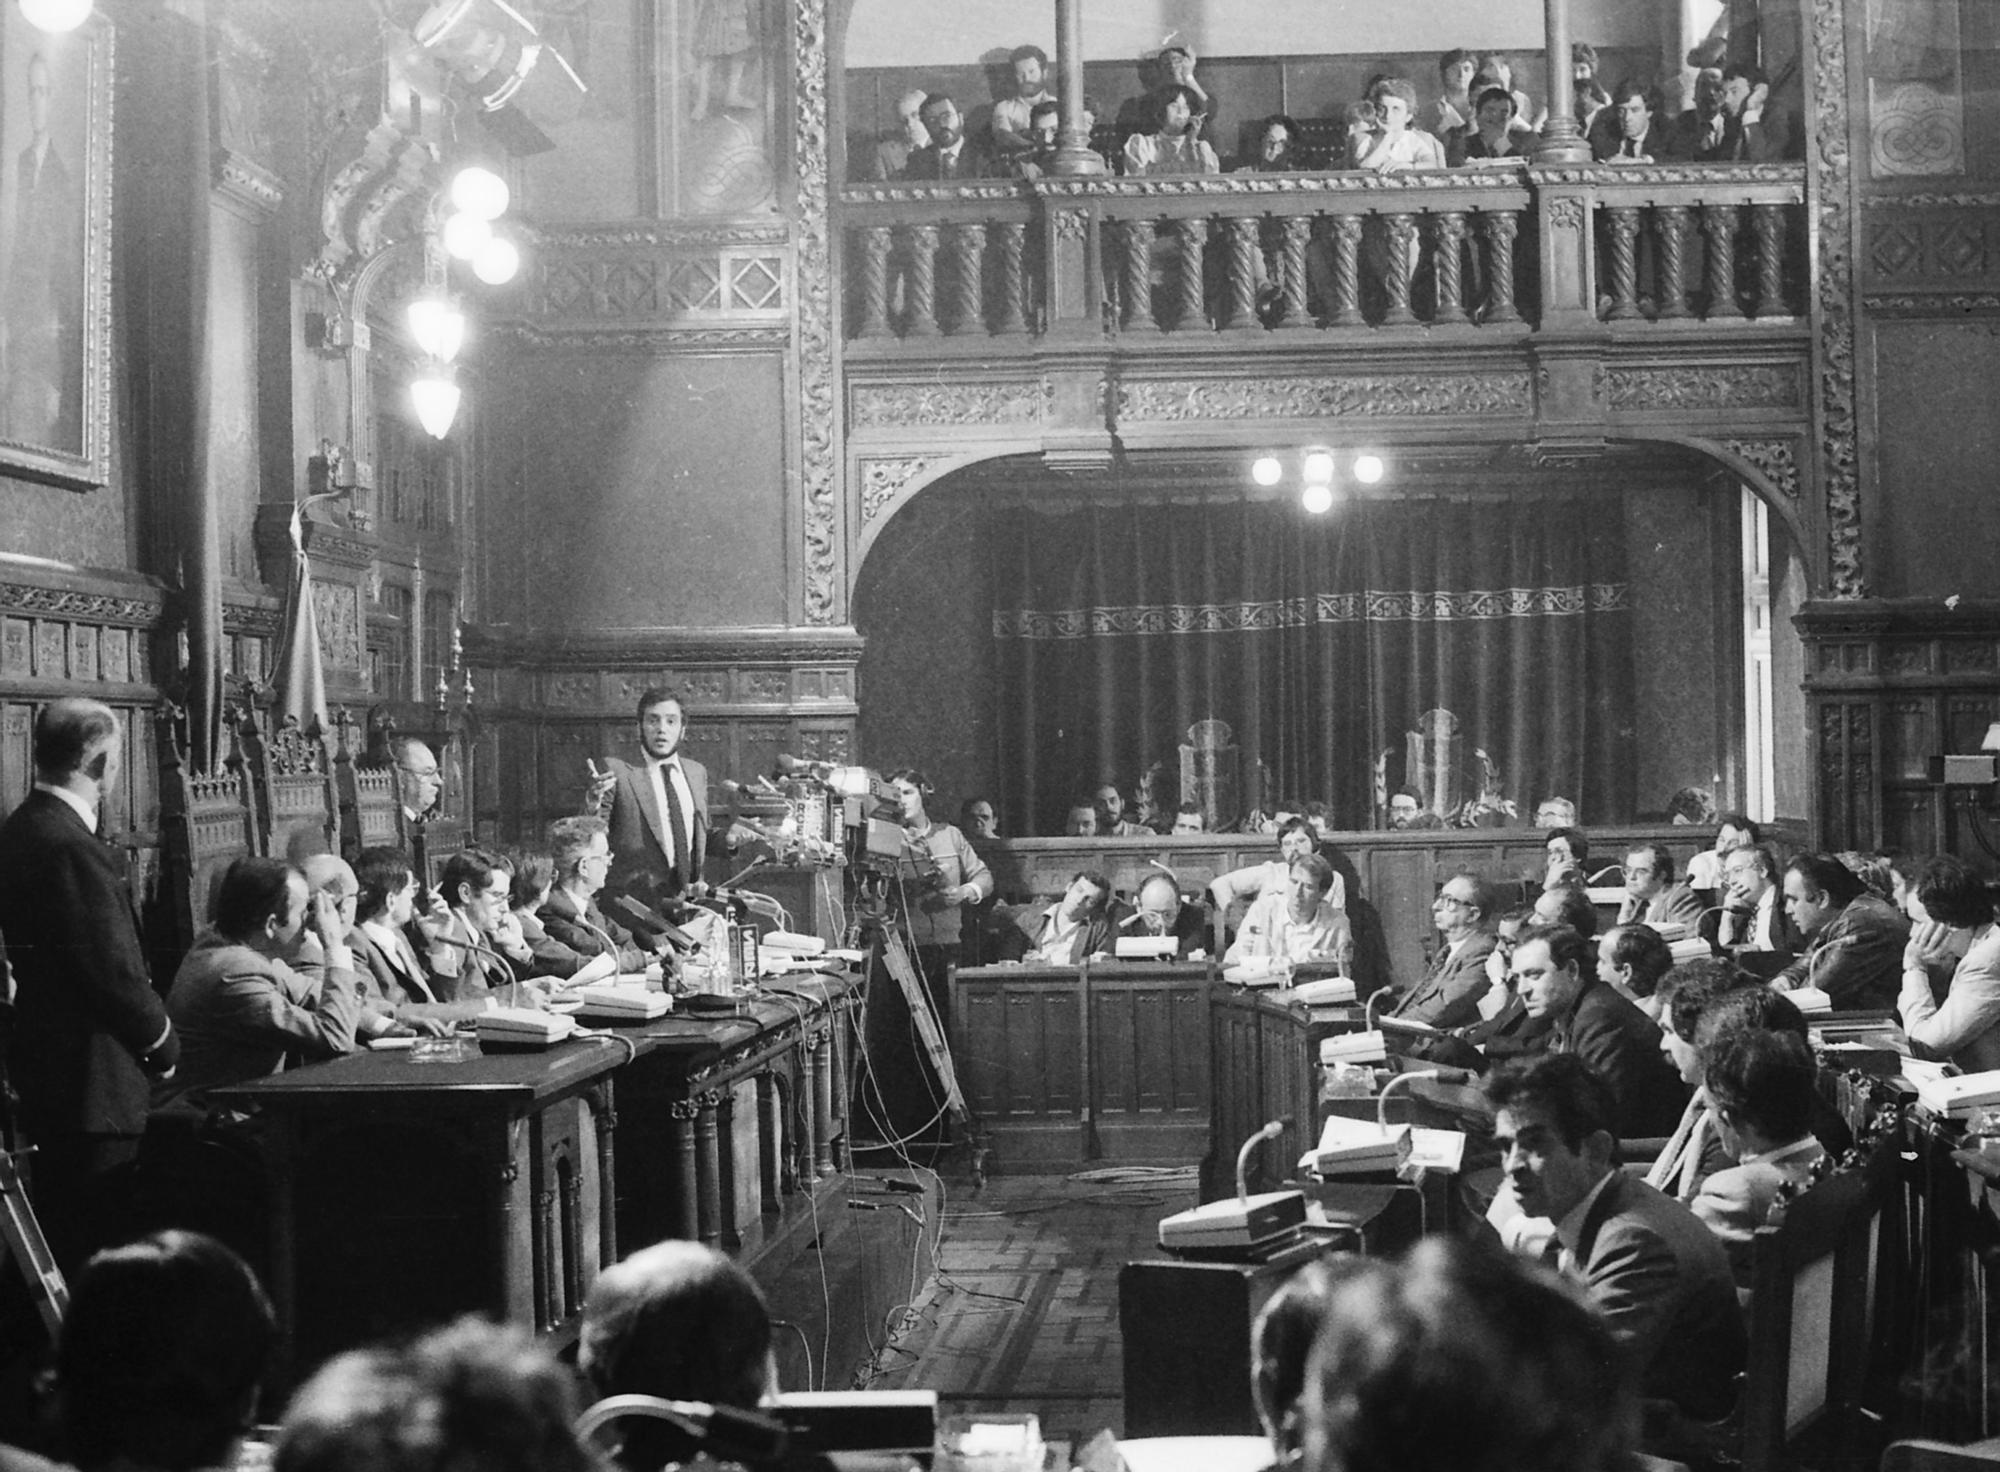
(58, 1230), (275, 1472)
(1300, 1236), (1633, 1472)
(275, 1317), (591, 1472)
(578, 1240), (776, 1470)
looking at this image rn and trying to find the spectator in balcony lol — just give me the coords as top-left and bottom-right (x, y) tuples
(1122, 83), (1218, 176)
(1063, 801), (1101, 837)
(1008, 99), (1063, 179)
(1591, 80), (1670, 162)
(1172, 804), (1206, 834)
(1450, 86), (1540, 164)
(1665, 64), (1730, 162)
(1424, 49), (1479, 139)
(868, 87), (929, 181)
(990, 44), (1054, 161)
(1475, 53), (1543, 132)
(1717, 62), (1790, 160)
(1240, 113), (1301, 172)
(900, 93), (990, 181)
(958, 796), (999, 840)
(1572, 43), (1600, 85)
(1348, 76), (1447, 171)
(1575, 76), (1612, 137)
(1094, 782), (1149, 837)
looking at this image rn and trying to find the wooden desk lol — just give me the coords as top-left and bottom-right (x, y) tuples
(954, 961), (1211, 1169)
(213, 1039), (621, 1379)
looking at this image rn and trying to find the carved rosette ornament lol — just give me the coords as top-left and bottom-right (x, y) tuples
(1810, 0), (1863, 596)
(795, 0), (842, 624)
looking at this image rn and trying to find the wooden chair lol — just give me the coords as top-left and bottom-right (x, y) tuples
(333, 712), (401, 859)
(1678, 1132), (1898, 1472)
(156, 704), (258, 962)
(240, 708), (338, 863)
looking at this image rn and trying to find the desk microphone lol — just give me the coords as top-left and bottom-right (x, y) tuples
(1374, 1068), (1471, 1135)
(775, 753), (836, 781)
(1235, 1117), (1292, 1203)
(431, 926), (520, 985)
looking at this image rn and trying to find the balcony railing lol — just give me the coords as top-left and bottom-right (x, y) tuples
(839, 163), (1806, 342)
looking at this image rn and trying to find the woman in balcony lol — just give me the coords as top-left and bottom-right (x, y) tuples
(1122, 84), (1218, 176)
(1346, 77), (1446, 172)
(1450, 86), (1540, 165)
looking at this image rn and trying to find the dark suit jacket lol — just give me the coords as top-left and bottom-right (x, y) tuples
(539, 887), (650, 972)
(1589, 115), (1676, 162)
(1393, 931), (1496, 1029)
(0, 791), (178, 1137)
(1555, 980), (1689, 1139)
(1572, 1170), (1746, 1420)
(1000, 907), (1115, 966)
(1106, 898), (1213, 959)
(350, 923), (485, 1025)
(900, 141), (990, 181)
(604, 754), (710, 911)
(1619, 883), (1707, 931)
(1777, 892), (1908, 1010)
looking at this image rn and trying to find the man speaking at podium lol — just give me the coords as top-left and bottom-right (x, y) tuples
(594, 689), (710, 939)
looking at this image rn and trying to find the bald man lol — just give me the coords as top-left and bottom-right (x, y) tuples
(299, 853), (444, 1039)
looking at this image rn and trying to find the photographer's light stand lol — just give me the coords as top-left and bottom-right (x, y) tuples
(0, 1150), (66, 1340)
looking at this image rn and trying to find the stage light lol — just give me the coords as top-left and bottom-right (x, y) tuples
(18, 0), (92, 32)
(441, 210), (492, 260)
(1301, 448), (1335, 485)
(450, 165), (510, 220)
(471, 235), (520, 285)
(1301, 482), (1334, 515)
(1353, 454), (1385, 484)
(1251, 455), (1283, 488)
(411, 370), (461, 439)
(406, 295), (466, 363)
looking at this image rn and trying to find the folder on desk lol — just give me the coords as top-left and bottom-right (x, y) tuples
(573, 984), (672, 1022)
(476, 1009), (578, 1048)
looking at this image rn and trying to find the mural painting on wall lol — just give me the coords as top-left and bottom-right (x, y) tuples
(1865, 0), (1964, 176)
(676, 0), (777, 214)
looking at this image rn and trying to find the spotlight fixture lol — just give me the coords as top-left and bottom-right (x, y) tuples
(1301, 482), (1335, 515)
(441, 210), (493, 260)
(470, 234), (520, 285)
(1301, 448), (1336, 486)
(449, 165), (510, 220)
(1353, 454), (1385, 485)
(1251, 455), (1283, 488)
(18, 0), (91, 32)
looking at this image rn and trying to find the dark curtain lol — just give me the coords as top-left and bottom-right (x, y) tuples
(991, 496), (1636, 833)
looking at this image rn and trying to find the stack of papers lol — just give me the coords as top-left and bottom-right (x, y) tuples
(1300, 1114), (1468, 1176)
(1916, 1068), (2000, 1118)
(1319, 1031), (1388, 1065)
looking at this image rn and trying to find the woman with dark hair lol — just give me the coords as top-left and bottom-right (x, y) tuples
(1122, 83), (1218, 175)
(1899, 856), (2000, 1072)
(56, 1230), (275, 1472)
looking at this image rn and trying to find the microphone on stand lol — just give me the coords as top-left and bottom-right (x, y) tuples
(1235, 1117), (1293, 1204)
(775, 753), (836, 781)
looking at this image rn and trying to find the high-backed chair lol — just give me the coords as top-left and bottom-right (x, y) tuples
(333, 713), (400, 859)
(155, 705), (257, 963)
(240, 708), (338, 863)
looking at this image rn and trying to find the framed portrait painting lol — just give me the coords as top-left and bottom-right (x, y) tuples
(0, 10), (111, 490)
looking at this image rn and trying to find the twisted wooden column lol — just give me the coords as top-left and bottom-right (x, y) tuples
(1381, 213), (1418, 324)
(1433, 212), (1467, 324)
(854, 226), (891, 338)
(695, 1089), (723, 1245)
(903, 223), (941, 337)
(1277, 216), (1312, 329)
(1480, 211), (1520, 323)
(1219, 215), (1259, 331)
(1701, 204), (1743, 318)
(1654, 205), (1692, 319)
(943, 222), (984, 335)
(1753, 204), (1787, 317)
(1329, 215), (1364, 327)
(1174, 217), (1208, 330)
(993, 220), (1027, 333)
(1120, 218), (1158, 333)
(1604, 206), (1642, 319)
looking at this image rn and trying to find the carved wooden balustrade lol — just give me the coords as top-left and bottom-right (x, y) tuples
(839, 163), (1807, 343)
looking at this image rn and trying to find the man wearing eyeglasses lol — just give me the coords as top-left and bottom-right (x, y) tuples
(1390, 872), (1498, 1029)
(540, 814), (661, 975)
(1616, 845), (1704, 930)
(1706, 845), (1800, 957)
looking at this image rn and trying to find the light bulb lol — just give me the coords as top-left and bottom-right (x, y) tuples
(1301, 482), (1334, 515)
(471, 235), (520, 286)
(449, 166), (510, 221)
(441, 210), (492, 261)
(411, 373), (461, 439)
(19, 0), (92, 32)
(1353, 454), (1385, 485)
(406, 296), (465, 363)
(1301, 449), (1335, 485)
(1251, 455), (1283, 487)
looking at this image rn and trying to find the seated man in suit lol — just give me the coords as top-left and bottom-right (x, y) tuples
(1617, 845), (1705, 931)
(1690, 1028), (1826, 1286)
(1514, 925), (1687, 1139)
(1703, 844), (1800, 963)
(390, 734), (444, 826)
(349, 846), (488, 1026)
(1118, 871), (1212, 958)
(1590, 79), (1674, 162)
(1093, 782), (1150, 837)
(901, 94), (990, 180)
(540, 815), (658, 974)
(1226, 855), (1351, 970)
(1391, 872), (1497, 1029)
(298, 854), (440, 1041)
(157, 857), (364, 1112)
(1488, 1054), (1745, 1427)
(1775, 851), (1908, 1010)
(1533, 877), (1599, 937)
(1597, 924), (1673, 1020)
(1004, 871), (1116, 966)
(509, 850), (615, 985)
(426, 848), (554, 1003)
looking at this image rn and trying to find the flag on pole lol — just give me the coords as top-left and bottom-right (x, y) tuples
(273, 503), (328, 736)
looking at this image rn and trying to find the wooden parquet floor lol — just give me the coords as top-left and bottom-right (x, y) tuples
(855, 1169), (1200, 1449)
